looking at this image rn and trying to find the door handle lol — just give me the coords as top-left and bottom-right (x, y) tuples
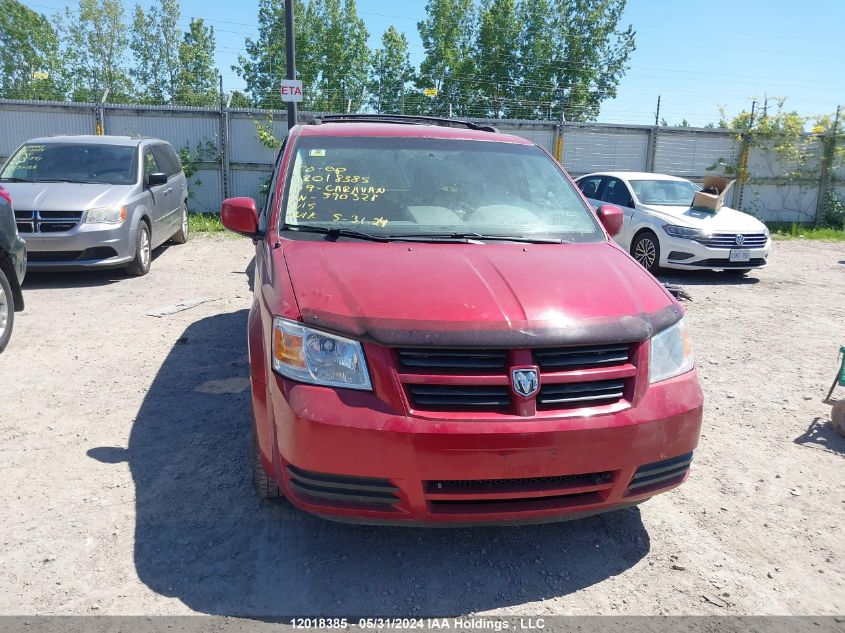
(164, 188), (173, 194)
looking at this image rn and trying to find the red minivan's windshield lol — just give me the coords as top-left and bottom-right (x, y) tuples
(282, 136), (604, 243)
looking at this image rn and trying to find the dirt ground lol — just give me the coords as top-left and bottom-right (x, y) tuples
(1, 236), (844, 617)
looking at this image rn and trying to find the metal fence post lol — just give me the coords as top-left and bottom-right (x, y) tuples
(814, 105), (840, 225)
(645, 126), (657, 172)
(219, 77), (231, 202)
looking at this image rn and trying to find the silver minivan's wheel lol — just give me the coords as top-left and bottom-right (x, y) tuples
(171, 203), (189, 244)
(126, 221), (152, 276)
(631, 231), (660, 274)
(0, 268), (15, 354)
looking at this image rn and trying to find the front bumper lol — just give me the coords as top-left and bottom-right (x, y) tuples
(660, 235), (771, 271)
(255, 369), (703, 525)
(21, 222), (134, 271)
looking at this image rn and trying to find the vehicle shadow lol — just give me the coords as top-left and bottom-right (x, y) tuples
(794, 415), (845, 457)
(656, 269), (761, 287)
(22, 247), (170, 289)
(91, 308), (651, 618)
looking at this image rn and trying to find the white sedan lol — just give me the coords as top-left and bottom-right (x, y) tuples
(575, 171), (772, 275)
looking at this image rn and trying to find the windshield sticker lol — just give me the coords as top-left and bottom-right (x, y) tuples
(309, 149), (326, 157)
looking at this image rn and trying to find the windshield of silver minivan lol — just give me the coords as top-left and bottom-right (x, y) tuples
(0, 143), (137, 185)
(282, 137), (603, 243)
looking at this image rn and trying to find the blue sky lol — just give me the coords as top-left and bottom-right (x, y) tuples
(23, 0), (845, 126)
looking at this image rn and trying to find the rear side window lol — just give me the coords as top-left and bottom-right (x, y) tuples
(151, 145), (181, 177)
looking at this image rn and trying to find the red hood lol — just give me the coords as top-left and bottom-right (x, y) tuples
(282, 241), (681, 347)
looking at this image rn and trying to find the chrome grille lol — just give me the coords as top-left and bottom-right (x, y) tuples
(694, 233), (767, 249)
(15, 210), (83, 234)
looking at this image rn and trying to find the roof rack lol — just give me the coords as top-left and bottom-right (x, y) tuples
(311, 114), (499, 134)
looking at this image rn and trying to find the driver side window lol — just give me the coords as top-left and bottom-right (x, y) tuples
(602, 177), (633, 208)
(143, 149), (160, 180)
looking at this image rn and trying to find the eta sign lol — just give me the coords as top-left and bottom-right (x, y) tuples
(280, 80), (303, 103)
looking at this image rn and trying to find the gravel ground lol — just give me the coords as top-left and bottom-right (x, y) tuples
(0, 236), (844, 617)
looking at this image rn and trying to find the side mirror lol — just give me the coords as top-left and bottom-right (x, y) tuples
(597, 204), (624, 237)
(147, 172), (167, 187)
(221, 197), (259, 236)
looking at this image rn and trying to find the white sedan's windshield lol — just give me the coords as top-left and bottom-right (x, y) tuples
(282, 137), (604, 243)
(630, 179), (699, 206)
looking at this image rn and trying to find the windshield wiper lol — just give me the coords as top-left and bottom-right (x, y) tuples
(0, 177), (32, 183)
(388, 232), (567, 244)
(283, 225), (391, 242)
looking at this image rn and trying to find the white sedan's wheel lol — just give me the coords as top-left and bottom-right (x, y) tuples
(631, 231), (660, 274)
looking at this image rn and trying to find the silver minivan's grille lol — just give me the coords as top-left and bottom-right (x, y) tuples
(15, 210), (83, 234)
(694, 233), (767, 249)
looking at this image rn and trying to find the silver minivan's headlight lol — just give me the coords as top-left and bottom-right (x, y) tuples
(271, 317), (372, 390)
(85, 205), (126, 224)
(649, 318), (694, 383)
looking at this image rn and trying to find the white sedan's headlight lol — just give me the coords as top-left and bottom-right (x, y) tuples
(86, 205), (126, 224)
(272, 317), (372, 390)
(662, 224), (705, 240)
(649, 318), (694, 383)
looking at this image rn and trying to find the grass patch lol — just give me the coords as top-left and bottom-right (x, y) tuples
(188, 212), (227, 233)
(766, 222), (845, 241)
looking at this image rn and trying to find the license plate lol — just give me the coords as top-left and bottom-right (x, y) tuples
(729, 249), (751, 262)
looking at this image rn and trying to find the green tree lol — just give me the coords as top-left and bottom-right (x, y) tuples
(474, 0), (522, 117)
(550, 0), (635, 122)
(367, 26), (414, 114)
(176, 18), (219, 106)
(56, 0), (132, 102)
(416, 0), (476, 116)
(129, 0), (180, 103)
(234, 0), (322, 109)
(0, 0), (64, 100)
(514, 0), (555, 119)
(312, 0), (369, 112)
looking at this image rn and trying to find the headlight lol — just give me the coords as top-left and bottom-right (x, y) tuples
(86, 205), (126, 224)
(649, 318), (694, 383)
(763, 226), (770, 238)
(272, 317), (372, 390)
(662, 224), (705, 240)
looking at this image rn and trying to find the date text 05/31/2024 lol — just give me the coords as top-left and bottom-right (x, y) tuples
(289, 618), (547, 630)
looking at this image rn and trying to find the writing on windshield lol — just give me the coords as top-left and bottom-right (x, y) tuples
(283, 137), (603, 243)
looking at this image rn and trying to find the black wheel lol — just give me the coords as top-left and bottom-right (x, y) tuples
(126, 221), (152, 276)
(724, 269), (751, 277)
(631, 231), (660, 274)
(252, 423), (282, 499)
(0, 267), (14, 354)
(170, 203), (189, 245)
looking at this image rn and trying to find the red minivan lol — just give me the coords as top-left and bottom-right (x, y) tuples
(221, 115), (703, 525)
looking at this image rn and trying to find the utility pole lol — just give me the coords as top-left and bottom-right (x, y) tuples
(284, 0), (297, 129)
(654, 95), (661, 126)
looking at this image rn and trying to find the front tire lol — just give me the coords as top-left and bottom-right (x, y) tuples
(0, 268), (15, 354)
(631, 231), (660, 274)
(252, 423), (282, 499)
(126, 221), (152, 277)
(171, 203), (189, 245)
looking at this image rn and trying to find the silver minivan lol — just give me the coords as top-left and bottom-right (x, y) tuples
(0, 135), (189, 275)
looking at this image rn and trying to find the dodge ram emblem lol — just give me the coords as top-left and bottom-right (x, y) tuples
(512, 368), (539, 398)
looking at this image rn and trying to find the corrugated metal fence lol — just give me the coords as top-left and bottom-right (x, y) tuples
(0, 98), (840, 223)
